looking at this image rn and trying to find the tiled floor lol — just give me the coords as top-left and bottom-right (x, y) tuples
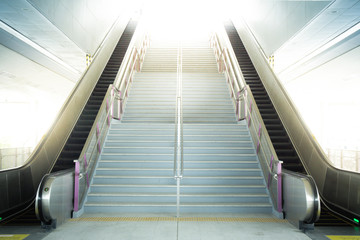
(1, 213), (360, 240)
(40, 213), (311, 240)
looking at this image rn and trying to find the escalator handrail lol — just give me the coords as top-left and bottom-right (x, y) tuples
(211, 26), (321, 225)
(282, 169), (321, 224)
(0, 15), (131, 219)
(35, 168), (74, 226)
(232, 17), (360, 221)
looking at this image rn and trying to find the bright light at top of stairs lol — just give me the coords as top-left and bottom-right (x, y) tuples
(142, 0), (228, 41)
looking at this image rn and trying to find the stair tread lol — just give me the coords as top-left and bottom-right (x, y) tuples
(88, 193), (269, 197)
(86, 202), (272, 206)
(91, 184), (266, 188)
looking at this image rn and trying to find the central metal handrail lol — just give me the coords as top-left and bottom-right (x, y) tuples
(174, 41), (184, 178)
(174, 40), (183, 218)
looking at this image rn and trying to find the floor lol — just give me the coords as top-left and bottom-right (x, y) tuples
(1, 213), (360, 240)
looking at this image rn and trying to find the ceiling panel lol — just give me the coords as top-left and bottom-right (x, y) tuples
(275, 0), (360, 74)
(0, 0), (86, 74)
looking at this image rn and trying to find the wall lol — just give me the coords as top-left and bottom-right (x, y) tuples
(0, 44), (74, 149)
(283, 45), (360, 151)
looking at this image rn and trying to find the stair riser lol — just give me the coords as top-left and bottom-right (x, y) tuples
(87, 195), (177, 203)
(124, 109), (177, 114)
(124, 109), (236, 114)
(181, 178), (263, 185)
(109, 130), (248, 136)
(96, 169), (173, 176)
(184, 136), (251, 141)
(98, 162), (173, 168)
(102, 148), (174, 154)
(91, 186), (177, 193)
(93, 177), (175, 185)
(87, 195), (269, 204)
(100, 154), (173, 161)
(180, 206), (272, 213)
(121, 118), (176, 122)
(121, 115), (176, 119)
(183, 130), (248, 135)
(180, 196), (270, 203)
(183, 142), (253, 148)
(184, 122), (247, 128)
(184, 162), (259, 169)
(110, 123), (175, 129)
(107, 136), (174, 141)
(109, 130), (175, 137)
(105, 142), (174, 147)
(183, 149), (255, 154)
(183, 170), (262, 177)
(183, 154), (257, 161)
(181, 186), (267, 194)
(85, 206), (177, 213)
(96, 169), (261, 177)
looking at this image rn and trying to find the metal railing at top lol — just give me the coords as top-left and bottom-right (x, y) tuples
(210, 33), (283, 213)
(73, 31), (149, 215)
(174, 42), (184, 178)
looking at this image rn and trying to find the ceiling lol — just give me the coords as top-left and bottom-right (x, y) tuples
(273, 0), (360, 80)
(0, 0), (358, 105)
(0, 0), (358, 150)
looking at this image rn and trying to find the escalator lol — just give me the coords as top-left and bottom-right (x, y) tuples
(224, 21), (355, 226)
(53, 20), (136, 172)
(0, 20), (137, 226)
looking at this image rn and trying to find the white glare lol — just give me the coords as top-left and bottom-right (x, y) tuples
(142, 0), (227, 42)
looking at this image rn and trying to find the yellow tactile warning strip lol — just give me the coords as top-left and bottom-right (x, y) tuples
(69, 217), (287, 223)
(0, 235), (29, 240)
(327, 236), (360, 240)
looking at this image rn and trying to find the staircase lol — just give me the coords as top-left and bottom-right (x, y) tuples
(85, 43), (178, 213)
(84, 37), (272, 214)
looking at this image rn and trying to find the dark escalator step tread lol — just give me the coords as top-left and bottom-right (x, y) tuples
(263, 118), (281, 124)
(272, 142), (293, 148)
(82, 110), (100, 115)
(275, 149), (297, 157)
(77, 118), (95, 124)
(87, 100), (103, 105)
(264, 124), (284, 130)
(260, 114), (280, 120)
(252, 95), (271, 100)
(250, 88), (266, 92)
(63, 145), (84, 151)
(80, 115), (98, 121)
(257, 105), (275, 110)
(259, 109), (277, 114)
